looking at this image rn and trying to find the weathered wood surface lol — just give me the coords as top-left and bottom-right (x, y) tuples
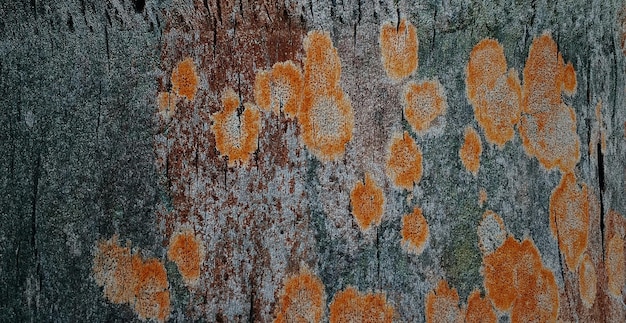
(1, 0), (625, 322)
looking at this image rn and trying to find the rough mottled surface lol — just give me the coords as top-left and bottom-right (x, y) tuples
(1, 0), (625, 322)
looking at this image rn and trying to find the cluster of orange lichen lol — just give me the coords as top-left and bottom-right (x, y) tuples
(328, 286), (395, 323)
(171, 57), (199, 101)
(254, 61), (304, 117)
(167, 229), (203, 285)
(459, 127), (482, 176)
(386, 131), (423, 190)
(465, 39), (521, 148)
(549, 172), (589, 271)
(482, 236), (559, 322)
(519, 33), (580, 172)
(350, 173), (385, 232)
(464, 290), (497, 323)
(425, 280), (464, 323)
(379, 19), (419, 81)
(93, 236), (170, 322)
(299, 31), (354, 161)
(578, 253), (597, 308)
(400, 206), (429, 255)
(210, 88), (261, 167)
(274, 267), (326, 323)
(403, 80), (448, 134)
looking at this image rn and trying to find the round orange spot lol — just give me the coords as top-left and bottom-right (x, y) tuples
(350, 173), (385, 232)
(329, 286), (394, 323)
(133, 257), (170, 322)
(275, 267), (326, 323)
(465, 290), (497, 323)
(403, 80), (448, 134)
(299, 31), (354, 161)
(549, 172), (589, 271)
(211, 88), (261, 167)
(253, 69), (272, 111)
(425, 280), (464, 323)
(578, 253), (597, 309)
(158, 91), (178, 119)
(400, 207), (429, 255)
(171, 57), (199, 101)
(607, 235), (625, 297)
(93, 236), (136, 304)
(167, 230), (203, 285)
(379, 19), (419, 80)
(466, 39), (521, 148)
(459, 127), (482, 176)
(483, 236), (522, 311)
(271, 61), (304, 117)
(386, 131), (423, 190)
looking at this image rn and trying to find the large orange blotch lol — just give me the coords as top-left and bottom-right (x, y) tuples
(379, 19), (419, 80)
(466, 39), (521, 147)
(425, 280), (464, 323)
(386, 131), (423, 190)
(578, 253), (597, 308)
(549, 172), (589, 271)
(171, 57), (199, 101)
(274, 267), (326, 323)
(211, 88), (261, 167)
(400, 207), (429, 255)
(350, 173), (385, 232)
(93, 236), (170, 322)
(482, 236), (559, 322)
(459, 127), (482, 176)
(299, 31), (354, 161)
(328, 286), (394, 323)
(403, 80), (447, 134)
(607, 235), (625, 297)
(520, 33), (580, 172)
(167, 230), (203, 285)
(464, 290), (497, 323)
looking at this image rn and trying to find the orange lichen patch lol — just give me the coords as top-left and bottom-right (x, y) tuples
(254, 69), (272, 111)
(477, 210), (506, 255)
(379, 19), (419, 80)
(607, 235), (626, 297)
(167, 229), (203, 285)
(562, 62), (577, 95)
(350, 173), (385, 232)
(459, 127), (482, 176)
(274, 267), (325, 323)
(93, 236), (170, 322)
(329, 286), (394, 323)
(157, 91), (178, 119)
(299, 31), (354, 161)
(271, 61), (304, 117)
(478, 188), (487, 207)
(211, 88), (261, 167)
(518, 104), (580, 172)
(464, 290), (497, 323)
(171, 57), (199, 101)
(385, 131), (423, 190)
(403, 80), (448, 134)
(93, 236), (136, 304)
(400, 207), (429, 255)
(133, 257), (170, 322)
(549, 172), (589, 271)
(578, 253), (597, 309)
(425, 280), (464, 323)
(482, 236), (559, 321)
(466, 39), (522, 147)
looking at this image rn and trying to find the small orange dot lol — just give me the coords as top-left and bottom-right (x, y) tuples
(171, 57), (199, 101)
(167, 229), (203, 285)
(350, 173), (385, 232)
(465, 290), (497, 323)
(459, 127), (482, 176)
(425, 280), (464, 323)
(379, 19), (419, 80)
(403, 80), (448, 134)
(211, 88), (261, 167)
(478, 188), (487, 207)
(400, 207), (429, 255)
(578, 253), (597, 309)
(386, 131), (423, 190)
(274, 267), (326, 323)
